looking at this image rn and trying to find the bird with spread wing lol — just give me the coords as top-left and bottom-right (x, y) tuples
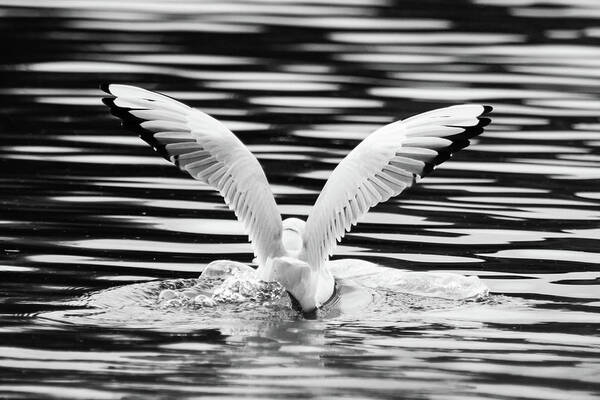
(102, 84), (492, 312)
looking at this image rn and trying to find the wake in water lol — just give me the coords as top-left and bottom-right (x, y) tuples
(137, 259), (489, 314)
(38, 259), (492, 331)
(154, 259), (489, 312)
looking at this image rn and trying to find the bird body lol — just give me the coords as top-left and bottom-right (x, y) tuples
(260, 217), (335, 311)
(102, 84), (491, 312)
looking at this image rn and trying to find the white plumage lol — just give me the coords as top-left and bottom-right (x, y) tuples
(102, 84), (492, 312)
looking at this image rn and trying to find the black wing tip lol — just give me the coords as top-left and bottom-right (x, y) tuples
(446, 114), (490, 142)
(423, 107), (492, 174)
(102, 97), (132, 121)
(102, 97), (115, 108)
(99, 82), (113, 95)
(478, 117), (491, 128)
(101, 92), (172, 161)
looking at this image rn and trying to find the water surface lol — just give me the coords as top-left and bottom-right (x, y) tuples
(0, 0), (599, 399)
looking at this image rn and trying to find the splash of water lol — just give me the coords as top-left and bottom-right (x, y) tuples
(157, 260), (287, 310)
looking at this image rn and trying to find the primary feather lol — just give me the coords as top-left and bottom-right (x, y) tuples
(102, 84), (284, 268)
(300, 104), (491, 271)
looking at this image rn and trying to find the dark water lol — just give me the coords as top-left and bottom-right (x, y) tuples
(1, 0), (599, 398)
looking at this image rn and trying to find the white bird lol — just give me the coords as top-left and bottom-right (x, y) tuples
(102, 84), (492, 313)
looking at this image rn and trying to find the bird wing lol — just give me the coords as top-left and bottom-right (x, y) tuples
(301, 104), (492, 270)
(102, 84), (283, 266)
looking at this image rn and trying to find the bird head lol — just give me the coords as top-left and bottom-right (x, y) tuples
(281, 217), (306, 257)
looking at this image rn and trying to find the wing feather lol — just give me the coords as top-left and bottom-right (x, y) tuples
(301, 104), (492, 270)
(102, 84), (283, 267)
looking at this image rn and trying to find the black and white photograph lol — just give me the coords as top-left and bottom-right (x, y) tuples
(0, 0), (599, 399)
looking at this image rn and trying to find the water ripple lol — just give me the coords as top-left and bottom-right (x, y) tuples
(1, 0), (599, 398)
